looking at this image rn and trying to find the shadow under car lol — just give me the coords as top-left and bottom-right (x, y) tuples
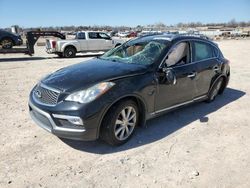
(60, 87), (245, 154)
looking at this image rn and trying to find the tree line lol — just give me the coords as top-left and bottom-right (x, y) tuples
(9, 19), (250, 33)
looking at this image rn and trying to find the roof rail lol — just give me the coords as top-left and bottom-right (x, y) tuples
(173, 33), (211, 40)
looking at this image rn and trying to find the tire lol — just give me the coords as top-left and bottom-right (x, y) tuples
(1, 38), (13, 49)
(206, 77), (224, 103)
(101, 100), (139, 146)
(63, 46), (76, 58)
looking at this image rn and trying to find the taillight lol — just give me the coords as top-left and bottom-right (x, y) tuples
(52, 41), (56, 48)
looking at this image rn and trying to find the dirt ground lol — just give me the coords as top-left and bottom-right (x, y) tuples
(0, 40), (250, 188)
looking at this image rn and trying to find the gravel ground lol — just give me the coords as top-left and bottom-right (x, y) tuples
(0, 40), (250, 188)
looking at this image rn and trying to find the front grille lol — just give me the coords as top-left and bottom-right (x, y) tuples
(33, 84), (60, 105)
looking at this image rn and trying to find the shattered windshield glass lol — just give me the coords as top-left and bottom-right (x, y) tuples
(100, 38), (169, 65)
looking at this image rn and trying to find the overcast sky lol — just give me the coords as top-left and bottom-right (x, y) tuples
(0, 0), (249, 28)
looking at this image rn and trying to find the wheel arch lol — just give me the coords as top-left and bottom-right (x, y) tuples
(96, 94), (147, 138)
(209, 74), (228, 95)
(0, 36), (15, 45)
(62, 43), (78, 52)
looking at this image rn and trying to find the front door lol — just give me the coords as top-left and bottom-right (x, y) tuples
(155, 41), (197, 111)
(99, 33), (113, 50)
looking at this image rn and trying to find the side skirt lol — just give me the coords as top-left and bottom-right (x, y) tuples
(147, 95), (208, 120)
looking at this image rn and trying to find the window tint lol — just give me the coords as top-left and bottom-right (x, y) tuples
(99, 33), (110, 39)
(88, 32), (110, 39)
(165, 42), (190, 67)
(193, 42), (215, 61)
(88, 32), (98, 39)
(76, 32), (85, 39)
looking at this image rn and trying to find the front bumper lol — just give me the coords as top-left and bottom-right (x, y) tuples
(29, 100), (99, 141)
(16, 38), (23, 46)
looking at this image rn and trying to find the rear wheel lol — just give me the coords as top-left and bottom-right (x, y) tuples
(101, 100), (139, 146)
(63, 46), (76, 58)
(206, 77), (224, 102)
(1, 38), (13, 49)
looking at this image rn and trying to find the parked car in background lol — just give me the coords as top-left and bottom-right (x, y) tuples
(117, 31), (130, 37)
(0, 29), (23, 49)
(46, 31), (124, 58)
(138, 31), (163, 37)
(107, 31), (118, 37)
(118, 31), (137, 38)
(29, 34), (230, 145)
(127, 32), (137, 38)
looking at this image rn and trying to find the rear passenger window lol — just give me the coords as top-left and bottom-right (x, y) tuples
(76, 32), (85, 39)
(193, 42), (215, 61)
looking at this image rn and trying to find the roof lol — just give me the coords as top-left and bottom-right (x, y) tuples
(134, 33), (217, 48)
(138, 33), (212, 42)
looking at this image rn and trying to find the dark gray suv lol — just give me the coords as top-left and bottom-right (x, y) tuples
(29, 34), (230, 145)
(0, 29), (23, 49)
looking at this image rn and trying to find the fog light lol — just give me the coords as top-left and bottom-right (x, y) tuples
(52, 114), (84, 126)
(67, 117), (83, 125)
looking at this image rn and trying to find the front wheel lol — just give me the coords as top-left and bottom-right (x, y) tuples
(1, 38), (13, 49)
(101, 100), (139, 146)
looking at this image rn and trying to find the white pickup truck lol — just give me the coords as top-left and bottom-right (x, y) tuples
(46, 31), (124, 58)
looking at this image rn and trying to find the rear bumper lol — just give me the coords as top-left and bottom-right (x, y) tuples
(46, 48), (57, 54)
(29, 100), (98, 141)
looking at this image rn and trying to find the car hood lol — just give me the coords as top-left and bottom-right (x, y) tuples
(41, 58), (148, 92)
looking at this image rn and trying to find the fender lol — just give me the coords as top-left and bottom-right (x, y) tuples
(95, 93), (148, 138)
(208, 73), (227, 95)
(61, 42), (80, 52)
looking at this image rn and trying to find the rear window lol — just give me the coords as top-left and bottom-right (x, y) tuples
(193, 42), (215, 62)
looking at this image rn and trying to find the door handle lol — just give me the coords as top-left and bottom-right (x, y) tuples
(214, 66), (219, 71)
(187, 72), (196, 78)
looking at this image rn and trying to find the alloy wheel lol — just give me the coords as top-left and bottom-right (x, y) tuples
(114, 106), (137, 141)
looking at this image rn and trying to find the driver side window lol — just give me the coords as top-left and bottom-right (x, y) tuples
(164, 42), (190, 67)
(99, 33), (111, 40)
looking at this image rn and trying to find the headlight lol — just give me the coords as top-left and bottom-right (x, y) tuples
(65, 82), (115, 103)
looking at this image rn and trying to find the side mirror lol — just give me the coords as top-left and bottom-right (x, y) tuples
(163, 68), (176, 85)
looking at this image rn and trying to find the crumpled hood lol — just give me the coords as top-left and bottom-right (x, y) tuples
(41, 58), (148, 92)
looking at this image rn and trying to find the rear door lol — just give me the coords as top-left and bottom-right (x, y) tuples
(191, 41), (220, 97)
(76, 32), (88, 51)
